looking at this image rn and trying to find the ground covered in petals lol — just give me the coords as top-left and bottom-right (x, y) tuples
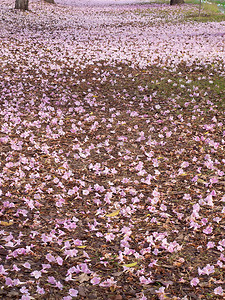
(0, 1), (225, 299)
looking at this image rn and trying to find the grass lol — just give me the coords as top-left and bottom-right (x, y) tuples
(139, 0), (225, 22)
(184, 0), (225, 21)
(130, 65), (225, 111)
(203, 2), (221, 12)
(133, 1), (225, 23)
(184, 2), (225, 22)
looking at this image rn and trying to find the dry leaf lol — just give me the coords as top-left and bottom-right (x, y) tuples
(77, 273), (89, 283)
(0, 221), (14, 226)
(106, 210), (120, 217)
(123, 262), (137, 268)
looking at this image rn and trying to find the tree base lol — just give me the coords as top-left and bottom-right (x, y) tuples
(170, 0), (184, 5)
(15, 0), (29, 10)
(44, 0), (55, 3)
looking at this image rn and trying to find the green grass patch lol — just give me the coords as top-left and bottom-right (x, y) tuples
(185, 11), (225, 22)
(203, 2), (221, 13)
(184, 1), (225, 21)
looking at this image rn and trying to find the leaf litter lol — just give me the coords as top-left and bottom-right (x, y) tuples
(0, 0), (225, 299)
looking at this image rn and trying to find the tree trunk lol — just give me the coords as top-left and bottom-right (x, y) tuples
(170, 0), (184, 5)
(44, 0), (55, 3)
(15, 0), (29, 10)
